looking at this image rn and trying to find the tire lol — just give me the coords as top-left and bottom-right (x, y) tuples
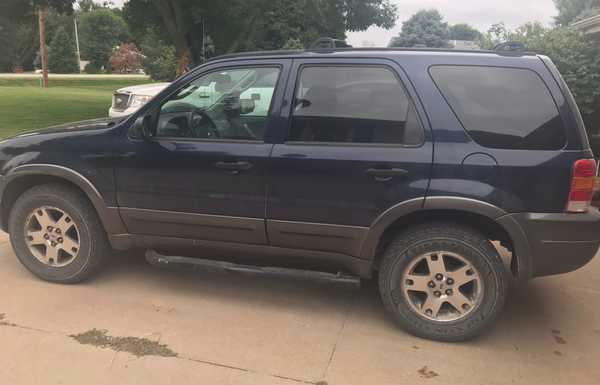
(8, 183), (111, 283)
(378, 222), (508, 342)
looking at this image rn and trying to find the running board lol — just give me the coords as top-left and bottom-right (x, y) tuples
(145, 250), (361, 286)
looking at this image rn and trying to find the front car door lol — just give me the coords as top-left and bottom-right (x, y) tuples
(114, 59), (290, 245)
(267, 58), (432, 257)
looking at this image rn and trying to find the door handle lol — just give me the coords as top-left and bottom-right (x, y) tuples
(365, 168), (408, 181)
(214, 161), (253, 173)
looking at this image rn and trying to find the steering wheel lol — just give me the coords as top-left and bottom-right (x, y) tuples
(189, 108), (220, 139)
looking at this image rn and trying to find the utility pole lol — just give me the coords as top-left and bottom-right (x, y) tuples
(38, 6), (49, 88)
(74, 16), (82, 73)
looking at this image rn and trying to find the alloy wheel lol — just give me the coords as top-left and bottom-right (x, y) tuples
(24, 206), (80, 267)
(401, 251), (483, 322)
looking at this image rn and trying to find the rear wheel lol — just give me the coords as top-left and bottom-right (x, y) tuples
(8, 184), (110, 283)
(378, 223), (508, 341)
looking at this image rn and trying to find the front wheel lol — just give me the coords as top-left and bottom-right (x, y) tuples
(8, 183), (111, 283)
(378, 223), (508, 341)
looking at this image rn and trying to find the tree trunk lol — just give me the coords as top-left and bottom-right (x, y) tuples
(38, 5), (49, 88)
(151, 0), (193, 76)
(177, 48), (191, 76)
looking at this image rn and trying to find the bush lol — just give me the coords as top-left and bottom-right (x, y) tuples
(84, 62), (102, 74)
(142, 45), (177, 81)
(48, 26), (79, 74)
(139, 30), (177, 81)
(110, 43), (142, 73)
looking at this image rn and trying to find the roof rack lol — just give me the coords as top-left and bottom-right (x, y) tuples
(309, 37), (352, 50)
(208, 41), (535, 62)
(494, 41), (527, 52)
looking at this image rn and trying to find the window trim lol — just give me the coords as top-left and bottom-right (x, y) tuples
(428, 64), (568, 151)
(147, 64), (284, 143)
(284, 63), (426, 148)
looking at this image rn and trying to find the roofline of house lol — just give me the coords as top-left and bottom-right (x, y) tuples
(572, 14), (600, 29)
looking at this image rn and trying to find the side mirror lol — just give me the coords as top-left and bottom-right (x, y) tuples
(239, 99), (255, 115)
(130, 115), (153, 139)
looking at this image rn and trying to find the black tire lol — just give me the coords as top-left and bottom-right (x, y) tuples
(8, 183), (111, 283)
(378, 222), (508, 342)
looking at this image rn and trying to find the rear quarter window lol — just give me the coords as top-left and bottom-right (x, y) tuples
(429, 65), (566, 150)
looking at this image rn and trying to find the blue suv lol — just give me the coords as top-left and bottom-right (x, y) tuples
(1, 48), (598, 341)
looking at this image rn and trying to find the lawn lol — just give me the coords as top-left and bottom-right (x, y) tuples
(0, 76), (153, 138)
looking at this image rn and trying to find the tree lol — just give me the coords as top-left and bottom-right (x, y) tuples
(110, 43), (142, 73)
(478, 22), (512, 49)
(124, 0), (397, 74)
(48, 25), (79, 73)
(554, 0), (600, 25)
(389, 9), (449, 48)
(77, 0), (100, 12)
(0, 0), (75, 23)
(513, 23), (600, 117)
(0, 19), (37, 72)
(449, 23), (482, 41)
(480, 21), (600, 127)
(78, 7), (129, 71)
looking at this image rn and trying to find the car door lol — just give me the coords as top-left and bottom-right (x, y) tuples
(266, 58), (432, 256)
(114, 59), (291, 245)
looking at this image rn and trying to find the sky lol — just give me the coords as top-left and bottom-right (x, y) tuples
(106, 0), (558, 47)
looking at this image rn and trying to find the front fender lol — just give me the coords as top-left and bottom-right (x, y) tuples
(0, 164), (126, 234)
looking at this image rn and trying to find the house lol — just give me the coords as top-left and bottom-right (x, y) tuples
(572, 13), (600, 35)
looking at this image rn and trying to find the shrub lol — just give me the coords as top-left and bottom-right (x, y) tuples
(110, 43), (142, 73)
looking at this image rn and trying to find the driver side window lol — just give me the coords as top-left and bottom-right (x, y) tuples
(156, 66), (281, 140)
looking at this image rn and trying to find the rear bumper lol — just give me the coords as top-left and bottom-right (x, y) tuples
(508, 209), (600, 277)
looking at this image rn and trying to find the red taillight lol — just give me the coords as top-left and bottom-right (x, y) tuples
(566, 158), (597, 212)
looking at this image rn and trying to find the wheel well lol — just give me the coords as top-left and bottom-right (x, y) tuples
(373, 209), (517, 276)
(1, 175), (91, 233)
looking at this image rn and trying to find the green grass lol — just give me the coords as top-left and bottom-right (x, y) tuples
(0, 77), (150, 91)
(0, 77), (154, 138)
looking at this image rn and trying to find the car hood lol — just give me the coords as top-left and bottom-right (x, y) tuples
(115, 82), (170, 96)
(7, 117), (122, 140)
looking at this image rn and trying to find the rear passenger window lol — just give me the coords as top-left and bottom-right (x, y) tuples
(430, 65), (566, 150)
(289, 66), (424, 145)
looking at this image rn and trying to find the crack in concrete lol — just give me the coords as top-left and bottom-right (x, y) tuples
(0, 313), (56, 334)
(321, 293), (357, 381)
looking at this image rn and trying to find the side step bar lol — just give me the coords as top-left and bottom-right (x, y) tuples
(145, 250), (361, 286)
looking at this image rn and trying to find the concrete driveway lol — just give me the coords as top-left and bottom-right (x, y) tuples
(0, 232), (599, 385)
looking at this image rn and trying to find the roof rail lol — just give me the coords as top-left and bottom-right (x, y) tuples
(309, 37), (352, 50)
(494, 41), (527, 52)
(207, 45), (536, 63)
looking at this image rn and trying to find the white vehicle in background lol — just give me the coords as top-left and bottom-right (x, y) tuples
(109, 78), (276, 118)
(109, 82), (170, 118)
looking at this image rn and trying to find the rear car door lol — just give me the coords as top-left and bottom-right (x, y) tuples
(115, 59), (290, 245)
(266, 58), (433, 257)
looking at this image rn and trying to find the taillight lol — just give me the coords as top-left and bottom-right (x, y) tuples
(566, 158), (597, 213)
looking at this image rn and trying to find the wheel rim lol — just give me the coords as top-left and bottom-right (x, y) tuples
(401, 251), (483, 322)
(24, 206), (80, 267)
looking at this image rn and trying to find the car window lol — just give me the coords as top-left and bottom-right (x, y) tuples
(430, 65), (566, 150)
(156, 67), (280, 140)
(288, 66), (424, 145)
